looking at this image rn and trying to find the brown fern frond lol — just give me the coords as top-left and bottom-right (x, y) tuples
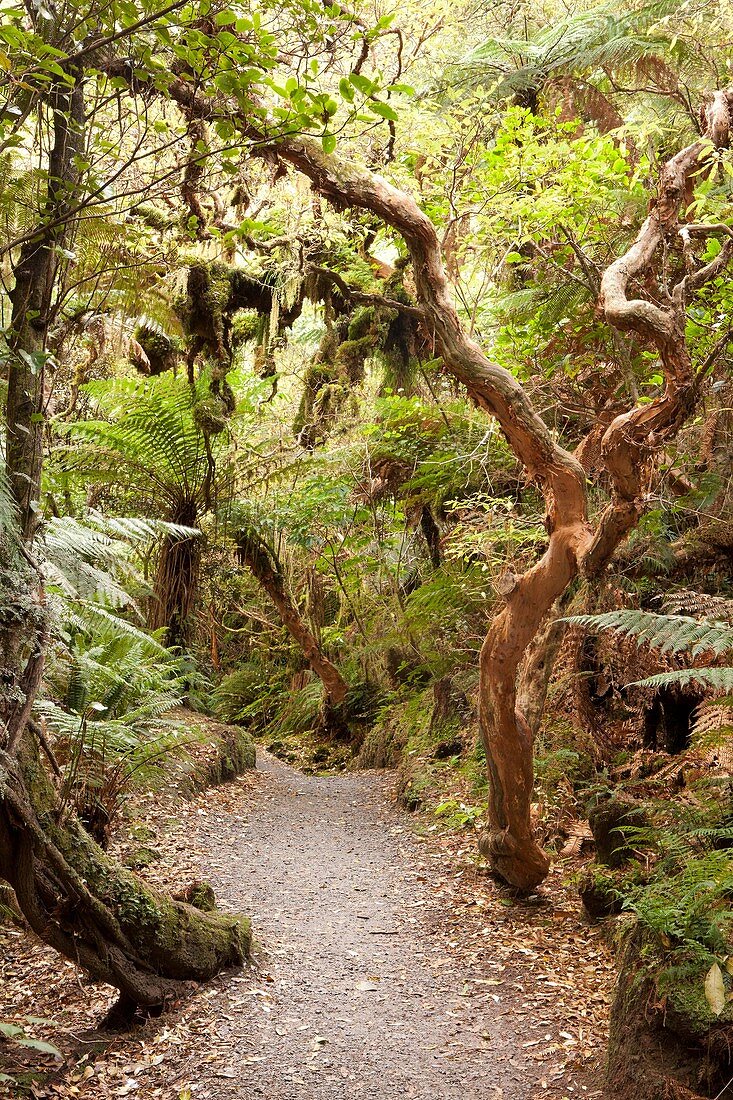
(662, 590), (733, 621)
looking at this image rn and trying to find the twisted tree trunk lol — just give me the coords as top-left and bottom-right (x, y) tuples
(167, 77), (733, 888)
(236, 528), (349, 705)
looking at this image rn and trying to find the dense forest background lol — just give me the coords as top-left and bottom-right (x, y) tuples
(1, 0), (733, 1096)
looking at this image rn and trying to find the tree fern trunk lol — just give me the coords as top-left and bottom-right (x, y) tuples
(149, 525), (201, 647)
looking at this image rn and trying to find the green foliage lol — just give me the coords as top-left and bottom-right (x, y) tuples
(212, 662), (287, 728)
(0, 1016), (61, 1084)
(433, 798), (485, 828)
(39, 629), (192, 840)
(565, 606), (733, 718)
(41, 511), (198, 610)
(615, 814), (733, 965)
(452, 1), (684, 102)
(0, 466), (18, 540)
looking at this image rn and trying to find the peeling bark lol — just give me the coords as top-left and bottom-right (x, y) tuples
(584, 89), (733, 577)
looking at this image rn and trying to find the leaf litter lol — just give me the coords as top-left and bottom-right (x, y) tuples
(0, 741), (613, 1099)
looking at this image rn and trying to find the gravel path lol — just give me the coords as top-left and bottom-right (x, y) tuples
(0, 745), (608, 1098)
(187, 750), (580, 1100)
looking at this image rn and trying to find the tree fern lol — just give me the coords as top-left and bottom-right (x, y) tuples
(62, 375), (215, 508)
(627, 668), (733, 692)
(452, 0), (689, 102)
(39, 625), (192, 841)
(565, 610), (733, 658)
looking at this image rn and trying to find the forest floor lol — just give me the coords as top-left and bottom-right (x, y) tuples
(0, 744), (615, 1100)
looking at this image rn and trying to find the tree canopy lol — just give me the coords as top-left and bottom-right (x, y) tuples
(1, 0), (733, 1095)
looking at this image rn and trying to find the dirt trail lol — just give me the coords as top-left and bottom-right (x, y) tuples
(0, 748), (610, 1099)
(173, 751), (605, 1100)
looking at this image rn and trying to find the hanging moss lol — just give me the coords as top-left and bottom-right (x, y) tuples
(292, 321), (343, 442)
(179, 261), (305, 365)
(193, 395), (228, 436)
(334, 335), (372, 383)
(132, 324), (180, 376)
(133, 204), (173, 231)
(230, 310), (262, 348)
(347, 305), (377, 341)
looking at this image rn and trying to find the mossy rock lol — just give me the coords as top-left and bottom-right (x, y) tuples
(124, 846), (163, 871)
(357, 718), (407, 769)
(195, 724), (256, 788)
(607, 922), (733, 1099)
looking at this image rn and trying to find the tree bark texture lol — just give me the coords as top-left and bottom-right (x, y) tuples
(0, 732), (250, 1008)
(148, 502), (201, 648)
(236, 528), (349, 705)
(268, 92), (733, 888)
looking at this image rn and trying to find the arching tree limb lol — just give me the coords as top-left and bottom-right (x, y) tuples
(160, 77), (732, 889)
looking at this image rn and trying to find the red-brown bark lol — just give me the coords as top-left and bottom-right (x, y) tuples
(164, 77), (733, 890)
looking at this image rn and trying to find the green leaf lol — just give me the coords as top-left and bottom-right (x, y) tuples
(368, 100), (398, 122)
(322, 131), (336, 154)
(389, 83), (415, 96)
(16, 1038), (62, 1056)
(349, 72), (375, 96)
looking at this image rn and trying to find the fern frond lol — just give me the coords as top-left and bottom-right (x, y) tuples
(692, 700), (733, 745)
(564, 610), (733, 657)
(0, 465), (19, 541)
(66, 602), (168, 655)
(628, 668), (733, 692)
(662, 590), (733, 620)
(452, 0), (686, 100)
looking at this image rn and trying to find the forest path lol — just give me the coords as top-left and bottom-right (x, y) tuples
(0, 746), (611, 1099)
(169, 750), (607, 1100)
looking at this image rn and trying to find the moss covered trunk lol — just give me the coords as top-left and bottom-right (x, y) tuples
(607, 924), (732, 1100)
(0, 732), (250, 1010)
(237, 527), (349, 705)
